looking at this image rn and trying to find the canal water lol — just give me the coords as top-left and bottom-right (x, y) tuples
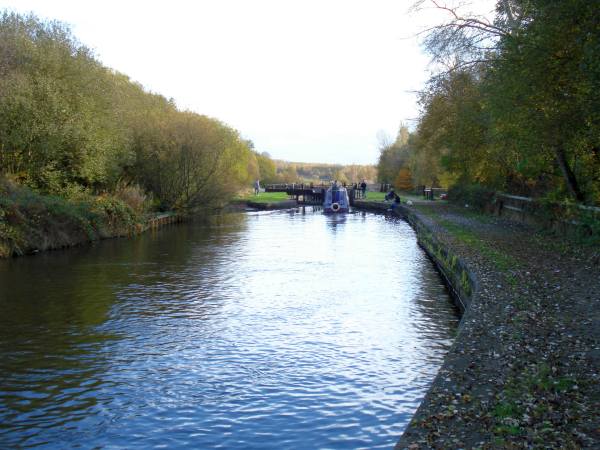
(0, 208), (458, 449)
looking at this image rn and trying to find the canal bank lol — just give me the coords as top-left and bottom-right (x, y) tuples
(0, 178), (190, 258)
(245, 199), (298, 210)
(231, 191), (300, 211)
(355, 200), (600, 449)
(2, 189), (294, 258)
(0, 205), (183, 258)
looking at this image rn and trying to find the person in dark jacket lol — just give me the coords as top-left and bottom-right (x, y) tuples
(360, 180), (367, 198)
(385, 189), (401, 210)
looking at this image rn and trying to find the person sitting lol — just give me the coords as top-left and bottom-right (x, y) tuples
(385, 189), (401, 210)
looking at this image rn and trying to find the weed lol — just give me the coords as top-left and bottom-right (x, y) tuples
(114, 182), (150, 214)
(554, 377), (576, 392)
(505, 273), (518, 288)
(494, 424), (523, 436)
(460, 270), (472, 296)
(493, 401), (522, 419)
(512, 296), (528, 311)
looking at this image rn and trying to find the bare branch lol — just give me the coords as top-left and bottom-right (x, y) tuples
(410, 0), (512, 72)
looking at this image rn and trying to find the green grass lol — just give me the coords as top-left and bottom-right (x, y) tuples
(240, 192), (290, 203)
(363, 191), (387, 201)
(437, 218), (515, 272)
(493, 401), (522, 419)
(494, 424), (524, 437)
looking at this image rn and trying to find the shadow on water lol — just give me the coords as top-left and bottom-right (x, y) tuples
(0, 209), (458, 449)
(0, 217), (247, 446)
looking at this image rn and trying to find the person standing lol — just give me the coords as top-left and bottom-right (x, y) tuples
(254, 179), (260, 195)
(360, 179), (367, 198)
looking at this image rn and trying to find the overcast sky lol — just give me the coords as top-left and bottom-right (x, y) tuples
(0, 0), (495, 165)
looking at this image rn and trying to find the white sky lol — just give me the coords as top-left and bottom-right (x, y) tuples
(0, 0), (495, 165)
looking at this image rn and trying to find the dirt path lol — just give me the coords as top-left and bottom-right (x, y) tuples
(395, 203), (599, 449)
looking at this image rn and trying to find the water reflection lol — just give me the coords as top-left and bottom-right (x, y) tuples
(0, 208), (457, 449)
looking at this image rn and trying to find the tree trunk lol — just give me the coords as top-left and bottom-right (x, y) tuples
(555, 146), (585, 202)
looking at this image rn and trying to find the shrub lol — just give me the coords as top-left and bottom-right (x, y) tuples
(91, 196), (141, 235)
(0, 179), (144, 256)
(448, 183), (495, 210)
(114, 182), (150, 214)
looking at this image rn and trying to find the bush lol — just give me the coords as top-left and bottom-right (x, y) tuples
(448, 184), (495, 210)
(0, 179), (144, 256)
(114, 182), (150, 214)
(538, 198), (600, 245)
(91, 196), (141, 234)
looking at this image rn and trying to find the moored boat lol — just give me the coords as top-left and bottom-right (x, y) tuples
(323, 183), (350, 213)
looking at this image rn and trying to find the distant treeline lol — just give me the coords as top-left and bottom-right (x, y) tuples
(0, 11), (278, 211)
(273, 160), (376, 185)
(378, 0), (599, 206)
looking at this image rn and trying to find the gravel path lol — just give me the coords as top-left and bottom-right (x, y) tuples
(393, 203), (600, 449)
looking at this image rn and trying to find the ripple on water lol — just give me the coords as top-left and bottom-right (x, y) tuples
(0, 208), (458, 449)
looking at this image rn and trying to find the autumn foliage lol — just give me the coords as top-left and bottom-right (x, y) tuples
(0, 11), (272, 211)
(394, 168), (413, 192)
(379, 1), (600, 206)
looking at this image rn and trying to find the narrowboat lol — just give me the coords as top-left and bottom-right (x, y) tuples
(323, 183), (350, 213)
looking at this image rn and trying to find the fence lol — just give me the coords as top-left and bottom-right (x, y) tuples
(494, 193), (600, 237)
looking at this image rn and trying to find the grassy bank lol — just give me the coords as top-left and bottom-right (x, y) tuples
(0, 180), (145, 258)
(363, 191), (387, 201)
(237, 192), (290, 204)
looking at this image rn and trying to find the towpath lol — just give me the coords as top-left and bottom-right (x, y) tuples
(378, 201), (600, 449)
